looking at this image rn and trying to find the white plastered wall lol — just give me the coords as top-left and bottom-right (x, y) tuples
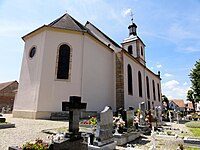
(81, 35), (115, 112)
(123, 53), (162, 111)
(13, 31), (46, 112)
(36, 30), (83, 111)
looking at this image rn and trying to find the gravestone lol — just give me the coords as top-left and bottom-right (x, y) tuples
(126, 109), (135, 132)
(155, 106), (162, 127)
(151, 126), (156, 150)
(89, 106), (116, 149)
(169, 111), (172, 126)
(53, 96), (88, 150)
(139, 102), (146, 125)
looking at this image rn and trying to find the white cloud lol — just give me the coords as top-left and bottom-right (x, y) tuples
(121, 8), (132, 17)
(156, 64), (162, 68)
(180, 46), (200, 53)
(162, 80), (179, 89)
(183, 82), (188, 86)
(164, 73), (172, 77)
(162, 80), (190, 100)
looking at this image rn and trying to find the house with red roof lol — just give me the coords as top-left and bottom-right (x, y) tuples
(0, 81), (18, 111)
(169, 99), (185, 112)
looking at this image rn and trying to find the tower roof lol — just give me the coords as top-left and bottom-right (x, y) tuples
(48, 13), (88, 32)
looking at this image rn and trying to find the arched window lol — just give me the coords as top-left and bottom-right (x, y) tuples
(127, 64), (133, 95)
(146, 76), (150, 99)
(138, 71), (142, 97)
(57, 44), (71, 79)
(141, 46), (143, 56)
(128, 45), (133, 55)
(152, 101), (155, 110)
(157, 83), (161, 102)
(148, 101), (151, 110)
(152, 80), (156, 100)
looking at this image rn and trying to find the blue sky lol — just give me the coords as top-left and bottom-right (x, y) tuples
(0, 0), (200, 101)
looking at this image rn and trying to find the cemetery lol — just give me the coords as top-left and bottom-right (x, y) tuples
(0, 114), (15, 129)
(1, 96), (198, 149)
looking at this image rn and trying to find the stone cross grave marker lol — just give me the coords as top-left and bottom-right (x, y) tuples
(94, 106), (114, 146)
(62, 96), (87, 135)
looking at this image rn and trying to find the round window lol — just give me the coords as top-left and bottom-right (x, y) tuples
(29, 47), (36, 58)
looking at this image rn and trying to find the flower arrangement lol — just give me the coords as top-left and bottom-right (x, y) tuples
(80, 117), (97, 125)
(20, 138), (50, 150)
(113, 115), (125, 129)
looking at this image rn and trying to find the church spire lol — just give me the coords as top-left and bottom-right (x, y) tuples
(128, 11), (137, 36)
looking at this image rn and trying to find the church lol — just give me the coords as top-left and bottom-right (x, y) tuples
(13, 13), (162, 119)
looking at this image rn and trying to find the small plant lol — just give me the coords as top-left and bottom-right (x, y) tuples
(21, 138), (50, 150)
(178, 144), (184, 150)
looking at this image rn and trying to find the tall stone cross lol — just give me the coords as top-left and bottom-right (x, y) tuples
(62, 96), (87, 135)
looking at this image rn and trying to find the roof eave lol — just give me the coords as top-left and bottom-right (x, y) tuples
(22, 25), (47, 41)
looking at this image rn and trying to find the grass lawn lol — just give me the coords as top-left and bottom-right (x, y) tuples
(185, 121), (200, 137)
(185, 147), (200, 150)
(189, 128), (200, 137)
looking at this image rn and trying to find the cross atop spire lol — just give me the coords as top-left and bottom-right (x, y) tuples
(128, 11), (137, 36)
(130, 11), (134, 24)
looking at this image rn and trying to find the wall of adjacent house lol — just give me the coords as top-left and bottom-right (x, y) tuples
(0, 81), (18, 110)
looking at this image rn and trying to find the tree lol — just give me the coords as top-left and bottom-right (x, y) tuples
(162, 95), (169, 110)
(186, 89), (195, 112)
(188, 59), (200, 111)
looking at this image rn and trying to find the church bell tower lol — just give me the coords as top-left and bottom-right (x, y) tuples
(128, 22), (137, 36)
(122, 14), (146, 66)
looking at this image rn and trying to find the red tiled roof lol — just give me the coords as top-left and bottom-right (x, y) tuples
(0, 81), (16, 91)
(187, 102), (194, 109)
(169, 99), (185, 107)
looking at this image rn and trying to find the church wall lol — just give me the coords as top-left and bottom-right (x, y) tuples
(148, 73), (162, 108)
(123, 41), (137, 58)
(13, 31), (46, 112)
(36, 30), (84, 111)
(123, 53), (162, 111)
(123, 54), (145, 110)
(81, 35), (115, 112)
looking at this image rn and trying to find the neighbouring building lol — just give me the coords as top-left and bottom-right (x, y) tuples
(13, 13), (162, 119)
(0, 81), (18, 111)
(185, 102), (194, 112)
(169, 99), (185, 112)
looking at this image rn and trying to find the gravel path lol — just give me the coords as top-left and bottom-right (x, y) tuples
(0, 114), (68, 150)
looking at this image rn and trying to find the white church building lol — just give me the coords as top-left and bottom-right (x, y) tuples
(13, 13), (162, 119)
